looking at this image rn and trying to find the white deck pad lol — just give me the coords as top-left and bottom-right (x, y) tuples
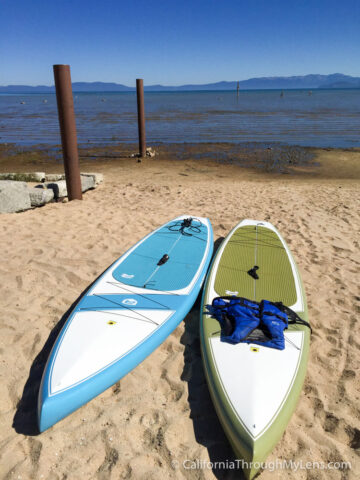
(210, 331), (303, 439)
(50, 309), (174, 395)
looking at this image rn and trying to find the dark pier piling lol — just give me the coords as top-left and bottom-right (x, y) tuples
(53, 64), (82, 201)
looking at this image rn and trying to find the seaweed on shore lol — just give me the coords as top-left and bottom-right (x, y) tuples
(0, 141), (316, 176)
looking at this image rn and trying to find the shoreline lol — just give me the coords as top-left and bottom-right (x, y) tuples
(1, 142), (359, 182)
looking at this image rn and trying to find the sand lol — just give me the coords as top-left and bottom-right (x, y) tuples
(0, 145), (359, 479)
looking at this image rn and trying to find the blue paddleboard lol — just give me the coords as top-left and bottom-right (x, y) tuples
(38, 216), (213, 431)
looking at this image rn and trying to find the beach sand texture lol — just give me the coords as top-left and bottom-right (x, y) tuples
(0, 147), (359, 479)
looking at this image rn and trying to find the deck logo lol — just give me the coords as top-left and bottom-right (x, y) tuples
(121, 273), (134, 279)
(225, 290), (238, 296)
(122, 298), (138, 306)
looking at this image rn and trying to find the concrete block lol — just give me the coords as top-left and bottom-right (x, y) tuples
(81, 172), (104, 185)
(44, 180), (68, 198)
(0, 172), (45, 182)
(45, 174), (65, 182)
(28, 187), (54, 206)
(81, 175), (95, 192)
(0, 180), (31, 213)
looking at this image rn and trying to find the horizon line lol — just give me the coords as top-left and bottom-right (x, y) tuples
(1, 72), (360, 89)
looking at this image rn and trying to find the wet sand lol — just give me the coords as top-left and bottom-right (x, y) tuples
(0, 144), (359, 479)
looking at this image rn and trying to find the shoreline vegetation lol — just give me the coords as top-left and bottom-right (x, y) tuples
(0, 142), (359, 478)
(0, 142), (359, 181)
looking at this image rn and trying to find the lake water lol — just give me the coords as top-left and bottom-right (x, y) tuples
(0, 89), (359, 148)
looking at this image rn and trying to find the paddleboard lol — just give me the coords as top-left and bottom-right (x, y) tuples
(200, 219), (310, 479)
(38, 215), (213, 431)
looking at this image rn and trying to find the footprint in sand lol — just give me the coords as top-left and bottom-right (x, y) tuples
(160, 369), (184, 402)
(345, 426), (360, 450)
(140, 410), (164, 428)
(323, 412), (340, 433)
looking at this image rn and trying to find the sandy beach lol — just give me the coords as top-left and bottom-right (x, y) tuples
(0, 144), (359, 479)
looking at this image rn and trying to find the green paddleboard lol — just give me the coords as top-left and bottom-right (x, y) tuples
(200, 220), (310, 479)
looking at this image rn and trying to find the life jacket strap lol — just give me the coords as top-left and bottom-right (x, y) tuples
(273, 302), (313, 333)
(212, 296), (259, 311)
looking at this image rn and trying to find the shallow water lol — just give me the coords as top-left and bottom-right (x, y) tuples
(0, 89), (359, 147)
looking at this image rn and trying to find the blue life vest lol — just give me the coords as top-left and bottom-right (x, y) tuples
(256, 300), (288, 350)
(211, 297), (260, 344)
(208, 297), (289, 350)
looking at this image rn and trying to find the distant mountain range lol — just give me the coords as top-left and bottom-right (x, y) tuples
(1, 74), (360, 93)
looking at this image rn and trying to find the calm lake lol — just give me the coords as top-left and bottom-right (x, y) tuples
(1, 89), (359, 148)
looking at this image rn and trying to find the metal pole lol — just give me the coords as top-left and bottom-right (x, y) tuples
(53, 64), (82, 200)
(136, 78), (146, 157)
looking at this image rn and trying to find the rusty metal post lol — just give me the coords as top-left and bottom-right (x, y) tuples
(53, 64), (82, 200)
(136, 79), (146, 157)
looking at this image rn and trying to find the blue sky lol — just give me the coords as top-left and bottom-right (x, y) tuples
(1, 0), (359, 86)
